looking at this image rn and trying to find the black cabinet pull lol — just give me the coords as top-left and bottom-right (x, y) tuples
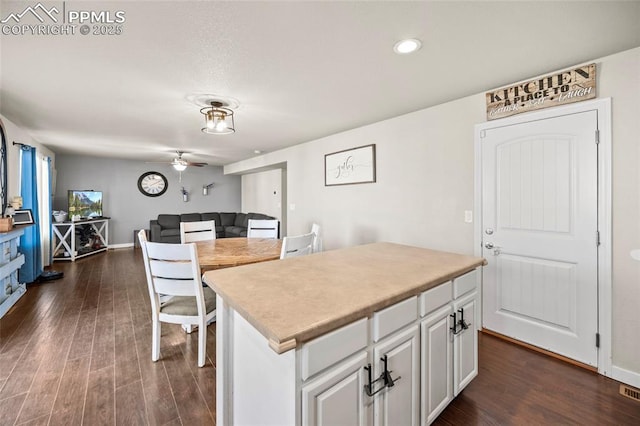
(363, 364), (386, 397)
(450, 312), (460, 334)
(458, 308), (471, 331)
(380, 355), (401, 388)
(364, 355), (403, 397)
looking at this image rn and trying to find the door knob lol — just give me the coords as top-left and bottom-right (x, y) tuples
(484, 242), (502, 255)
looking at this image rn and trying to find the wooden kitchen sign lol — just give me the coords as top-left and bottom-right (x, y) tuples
(486, 63), (596, 120)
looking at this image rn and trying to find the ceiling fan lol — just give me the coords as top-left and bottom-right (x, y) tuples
(149, 151), (208, 171)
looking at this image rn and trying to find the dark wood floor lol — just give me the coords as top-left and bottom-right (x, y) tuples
(0, 248), (638, 425)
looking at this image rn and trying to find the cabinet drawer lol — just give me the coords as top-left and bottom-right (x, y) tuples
(300, 318), (368, 381)
(420, 281), (452, 317)
(452, 269), (477, 299)
(372, 296), (417, 342)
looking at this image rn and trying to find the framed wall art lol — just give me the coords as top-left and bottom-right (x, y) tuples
(325, 144), (376, 186)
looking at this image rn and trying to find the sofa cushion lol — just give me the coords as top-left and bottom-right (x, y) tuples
(225, 226), (245, 237)
(219, 213), (236, 226)
(201, 212), (221, 225)
(180, 213), (202, 223)
(160, 229), (180, 237)
(234, 212), (248, 227)
(157, 214), (180, 229)
(248, 212), (272, 221)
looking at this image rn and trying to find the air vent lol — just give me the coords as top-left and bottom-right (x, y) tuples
(620, 384), (640, 402)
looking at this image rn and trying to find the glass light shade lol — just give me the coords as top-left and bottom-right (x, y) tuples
(201, 103), (235, 135)
(173, 162), (187, 171)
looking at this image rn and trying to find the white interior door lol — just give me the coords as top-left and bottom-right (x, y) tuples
(481, 110), (599, 367)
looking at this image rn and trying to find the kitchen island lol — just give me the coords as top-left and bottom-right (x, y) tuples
(203, 242), (486, 426)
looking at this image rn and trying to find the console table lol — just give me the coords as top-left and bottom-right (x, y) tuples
(0, 228), (26, 319)
(52, 217), (109, 261)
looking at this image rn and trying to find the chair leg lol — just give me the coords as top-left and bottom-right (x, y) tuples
(152, 318), (161, 362)
(198, 320), (206, 367)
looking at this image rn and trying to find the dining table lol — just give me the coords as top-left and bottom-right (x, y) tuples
(195, 237), (283, 272)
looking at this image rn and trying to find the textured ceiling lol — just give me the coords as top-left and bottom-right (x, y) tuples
(1, 1), (639, 166)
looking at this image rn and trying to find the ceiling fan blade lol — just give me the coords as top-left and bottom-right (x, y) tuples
(145, 151), (207, 167)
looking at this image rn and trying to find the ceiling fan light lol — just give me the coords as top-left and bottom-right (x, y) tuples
(173, 163), (187, 171)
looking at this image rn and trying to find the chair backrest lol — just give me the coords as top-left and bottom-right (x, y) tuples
(310, 223), (322, 253)
(139, 231), (206, 318)
(180, 220), (216, 243)
(280, 232), (315, 259)
(247, 219), (279, 239)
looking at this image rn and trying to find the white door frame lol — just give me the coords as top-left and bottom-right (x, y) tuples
(473, 98), (612, 377)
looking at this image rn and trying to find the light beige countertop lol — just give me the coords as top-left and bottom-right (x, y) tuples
(203, 242), (486, 353)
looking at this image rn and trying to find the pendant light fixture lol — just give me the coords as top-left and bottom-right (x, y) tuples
(200, 101), (235, 135)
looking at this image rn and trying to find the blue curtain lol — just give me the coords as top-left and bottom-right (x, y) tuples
(19, 146), (42, 283)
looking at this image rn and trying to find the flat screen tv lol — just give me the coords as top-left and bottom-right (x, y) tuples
(68, 190), (103, 218)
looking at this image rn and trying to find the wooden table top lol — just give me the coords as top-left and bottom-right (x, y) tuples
(196, 237), (282, 271)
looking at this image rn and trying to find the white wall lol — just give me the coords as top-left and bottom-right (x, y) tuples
(241, 168), (283, 222)
(0, 114), (56, 207)
(231, 95), (485, 255)
(599, 48), (640, 375)
(226, 47), (640, 382)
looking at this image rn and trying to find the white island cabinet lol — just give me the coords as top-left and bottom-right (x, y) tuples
(204, 242), (486, 426)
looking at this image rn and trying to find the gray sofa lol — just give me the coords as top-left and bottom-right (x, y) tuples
(149, 212), (277, 243)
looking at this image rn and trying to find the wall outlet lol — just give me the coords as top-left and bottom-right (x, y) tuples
(464, 210), (473, 223)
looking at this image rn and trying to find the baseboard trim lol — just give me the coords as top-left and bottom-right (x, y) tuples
(612, 365), (640, 389)
(480, 328), (597, 373)
(108, 243), (133, 250)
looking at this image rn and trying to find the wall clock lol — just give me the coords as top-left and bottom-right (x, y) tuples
(138, 171), (168, 197)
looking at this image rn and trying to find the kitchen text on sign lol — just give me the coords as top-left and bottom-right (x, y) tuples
(486, 63), (596, 120)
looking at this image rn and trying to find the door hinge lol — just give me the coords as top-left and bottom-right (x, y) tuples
(596, 230), (601, 246)
(596, 333), (600, 348)
(595, 129), (600, 144)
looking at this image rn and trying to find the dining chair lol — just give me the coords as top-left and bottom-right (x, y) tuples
(180, 220), (216, 243)
(247, 219), (279, 239)
(280, 232), (315, 259)
(310, 223), (323, 253)
(138, 230), (216, 367)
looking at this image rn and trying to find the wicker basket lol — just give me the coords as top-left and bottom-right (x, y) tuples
(0, 217), (14, 232)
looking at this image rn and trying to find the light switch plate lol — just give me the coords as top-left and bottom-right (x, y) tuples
(464, 210), (473, 223)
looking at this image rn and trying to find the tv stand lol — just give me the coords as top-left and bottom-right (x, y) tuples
(52, 217), (109, 262)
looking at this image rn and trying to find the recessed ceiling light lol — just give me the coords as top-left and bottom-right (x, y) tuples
(393, 38), (422, 54)
(254, 150), (262, 154)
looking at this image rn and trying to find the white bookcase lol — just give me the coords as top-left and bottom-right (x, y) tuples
(0, 227), (26, 319)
